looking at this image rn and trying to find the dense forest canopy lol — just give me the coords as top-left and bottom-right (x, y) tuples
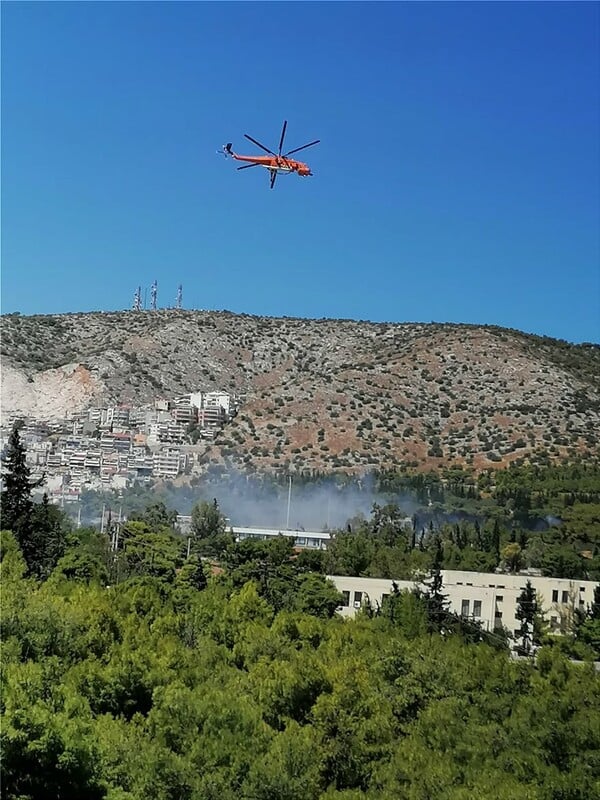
(3, 525), (600, 800)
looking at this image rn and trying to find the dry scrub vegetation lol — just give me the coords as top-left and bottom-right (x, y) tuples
(2, 309), (599, 474)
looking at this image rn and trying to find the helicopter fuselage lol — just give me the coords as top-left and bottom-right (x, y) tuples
(228, 152), (312, 176)
(222, 123), (319, 188)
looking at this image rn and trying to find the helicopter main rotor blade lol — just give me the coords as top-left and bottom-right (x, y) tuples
(237, 163), (260, 170)
(244, 133), (276, 156)
(284, 139), (320, 157)
(278, 120), (288, 156)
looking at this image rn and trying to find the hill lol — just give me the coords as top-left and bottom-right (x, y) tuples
(1, 309), (599, 474)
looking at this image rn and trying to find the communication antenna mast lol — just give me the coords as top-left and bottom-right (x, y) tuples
(176, 284), (182, 309)
(151, 280), (157, 310)
(132, 286), (141, 311)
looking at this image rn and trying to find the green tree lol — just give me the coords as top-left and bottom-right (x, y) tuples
(293, 573), (344, 619)
(540, 543), (585, 580)
(325, 531), (375, 576)
(129, 501), (178, 532)
(423, 537), (449, 632)
(118, 521), (185, 583)
(191, 498), (227, 540)
(378, 583), (429, 638)
(500, 542), (523, 573)
(176, 554), (208, 592)
(574, 584), (600, 658)
(515, 580), (538, 655)
(0, 421), (38, 572)
(29, 493), (69, 580)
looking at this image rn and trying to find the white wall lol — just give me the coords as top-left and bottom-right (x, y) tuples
(327, 570), (597, 636)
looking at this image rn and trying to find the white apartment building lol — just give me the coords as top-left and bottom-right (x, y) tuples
(189, 391), (232, 415)
(152, 448), (185, 478)
(147, 421), (185, 445)
(101, 406), (131, 431)
(329, 570), (597, 638)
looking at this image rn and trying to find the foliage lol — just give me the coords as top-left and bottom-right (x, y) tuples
(1, 422), (69, 579)
(515, 580), (541, 655)
(2, 517), (600, 800)
(128, 501), (178, 532)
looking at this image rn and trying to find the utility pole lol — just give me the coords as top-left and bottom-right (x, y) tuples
(286, 475), (292, 530)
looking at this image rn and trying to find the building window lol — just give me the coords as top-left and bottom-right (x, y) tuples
(562, 591), (569, 604)
(497, 595), (503, 602)
(341, 591), (350, 607)
(354, 591), (362, 606)
(496, 611), (503, 619)
(461, 599), (470, 616)
(580, 587), (585, 593)
(552, 590), (559, 603)
(473, 600), (482, 618)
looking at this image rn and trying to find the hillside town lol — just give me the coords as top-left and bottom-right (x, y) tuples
(0, 390), (240, 504)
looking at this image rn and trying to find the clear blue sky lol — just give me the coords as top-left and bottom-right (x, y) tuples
(2, 1), (599, 343)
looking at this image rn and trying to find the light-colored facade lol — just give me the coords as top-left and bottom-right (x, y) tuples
(328, 571), (597, 637)
(233, 525), (331, 549)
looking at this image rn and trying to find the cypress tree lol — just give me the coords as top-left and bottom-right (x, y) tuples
(423, 536), (449, 632)
(515, 580), (538, 655)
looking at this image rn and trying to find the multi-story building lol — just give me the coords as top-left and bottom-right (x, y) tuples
(171, 405), (197, 425)
(147, 421), (185, 445)
(198, 406), (225, 428)
(188, 391), (232, 416)
(101, 406), (131, 431)
(87, 408), (103, 425)
(100, 433), (132, 453)
(328, 571), (598, 638)
(153, 448), (185, 479)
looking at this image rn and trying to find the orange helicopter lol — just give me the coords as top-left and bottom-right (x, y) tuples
(222, 120), (319, 189)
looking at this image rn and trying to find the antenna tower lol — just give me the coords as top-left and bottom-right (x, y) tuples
(132, 286), (141, 311)
(176, 284), (182, 309)
(150, 280), (157, 310)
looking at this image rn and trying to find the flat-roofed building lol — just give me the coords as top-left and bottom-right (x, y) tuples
(328, 571), (597, 638)
(232, 526), (331, 550)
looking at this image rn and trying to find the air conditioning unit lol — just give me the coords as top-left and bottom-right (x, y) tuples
(353, 601), (361, 608)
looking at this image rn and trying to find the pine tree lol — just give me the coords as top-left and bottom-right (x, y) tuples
(1, 423), (67, 579)
(1, 422), (33, 526)
(1, 422), (37, 569)
(515, 580), (538, 655)
(423, 536), (449, 632)
(491, 518), (501, 563)
(30, 492), (67, 579)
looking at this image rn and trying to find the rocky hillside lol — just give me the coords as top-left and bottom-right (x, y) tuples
(1, 309), (599, 474)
